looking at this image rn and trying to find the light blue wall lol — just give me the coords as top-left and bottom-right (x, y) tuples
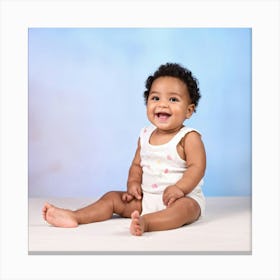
(28, 28), (251, 197)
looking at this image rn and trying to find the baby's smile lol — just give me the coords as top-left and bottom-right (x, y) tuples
(156, 112), (171, 122)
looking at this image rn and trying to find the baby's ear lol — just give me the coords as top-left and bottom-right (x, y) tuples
(185, 104), (195, 119)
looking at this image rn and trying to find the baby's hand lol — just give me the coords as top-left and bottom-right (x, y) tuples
(163, 185), (185, 207)
(122, 192), (134, 202)
(122, 184), (142, 202)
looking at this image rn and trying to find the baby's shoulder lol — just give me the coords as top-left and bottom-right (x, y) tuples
(178, 127), (202, 147)
(176, 126), (200, 142)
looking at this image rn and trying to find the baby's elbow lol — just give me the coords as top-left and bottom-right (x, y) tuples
(201, 164), (206, 177)
(194, 163), (206, 179)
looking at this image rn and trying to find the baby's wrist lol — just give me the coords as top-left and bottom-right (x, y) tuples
(174, 183), (186, 194)
(127, 181), (141, 189)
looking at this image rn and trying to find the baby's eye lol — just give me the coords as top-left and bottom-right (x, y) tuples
(151, 96), (160, 101)
(169, 97), (179, 102)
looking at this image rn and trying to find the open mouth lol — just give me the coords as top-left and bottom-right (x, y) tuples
(156, 112), (171, 122)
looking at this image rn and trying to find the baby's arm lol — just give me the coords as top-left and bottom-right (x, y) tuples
(163, 131), (206, 206)
(122, 139), (143, 201)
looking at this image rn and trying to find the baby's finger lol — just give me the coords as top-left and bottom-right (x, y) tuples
(132, 189), (142, 200)
(136, 189), (142, 200)
(162, 193), (169, 206)
(122, 193), (132, 202)
(121, 193), (128, 201)
(167, 197), (176, 207)
(127, 194), (134, 202)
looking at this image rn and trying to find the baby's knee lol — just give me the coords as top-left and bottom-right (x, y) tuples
(102, 191), (122, 202)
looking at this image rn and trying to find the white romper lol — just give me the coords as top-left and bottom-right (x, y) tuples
(140, 125), (206, 216)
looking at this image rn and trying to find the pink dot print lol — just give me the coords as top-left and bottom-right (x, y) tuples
(164, 168), (169, 174)
(152, 183), (158, 189)
(167, 155), (173, 161)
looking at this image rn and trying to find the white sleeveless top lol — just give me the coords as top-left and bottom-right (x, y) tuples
(139, 125), (204, 194)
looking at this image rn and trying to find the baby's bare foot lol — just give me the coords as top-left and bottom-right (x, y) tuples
(42, 202), (78, 228)
(130, 210), (144, 236)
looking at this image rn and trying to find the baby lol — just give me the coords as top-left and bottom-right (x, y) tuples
(43, 63), (206, 236)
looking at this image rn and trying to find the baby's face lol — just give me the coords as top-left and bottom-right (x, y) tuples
(146, 76), (195, 132)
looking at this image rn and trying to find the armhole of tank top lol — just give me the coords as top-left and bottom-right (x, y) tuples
(140, 126), (156, 146)
(174, 128), (201, 160)
(172, 127), (196, 146)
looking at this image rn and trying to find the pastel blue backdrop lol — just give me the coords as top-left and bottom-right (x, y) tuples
(28, 28), (251, 197)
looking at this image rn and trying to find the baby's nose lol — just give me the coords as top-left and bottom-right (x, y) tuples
(158, 99), (168, 108)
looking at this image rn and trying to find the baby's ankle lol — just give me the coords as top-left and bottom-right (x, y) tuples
(141, 216), (148, 233)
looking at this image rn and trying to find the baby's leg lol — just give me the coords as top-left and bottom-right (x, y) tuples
(43, 191), (142, 227)
(42, 203), (78, 227)
(130, 197), (200, 236)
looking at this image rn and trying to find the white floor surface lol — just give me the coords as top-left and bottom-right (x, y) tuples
(28, 196), (251, 255)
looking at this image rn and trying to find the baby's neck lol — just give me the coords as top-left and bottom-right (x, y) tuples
(150, 126), (183, 145)
(155, 125), (184, 136)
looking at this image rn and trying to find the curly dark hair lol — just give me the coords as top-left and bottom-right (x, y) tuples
(143, 63), (201, 112)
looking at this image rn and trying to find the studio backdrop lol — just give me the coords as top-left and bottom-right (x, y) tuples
(28, 28), (251, 198)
